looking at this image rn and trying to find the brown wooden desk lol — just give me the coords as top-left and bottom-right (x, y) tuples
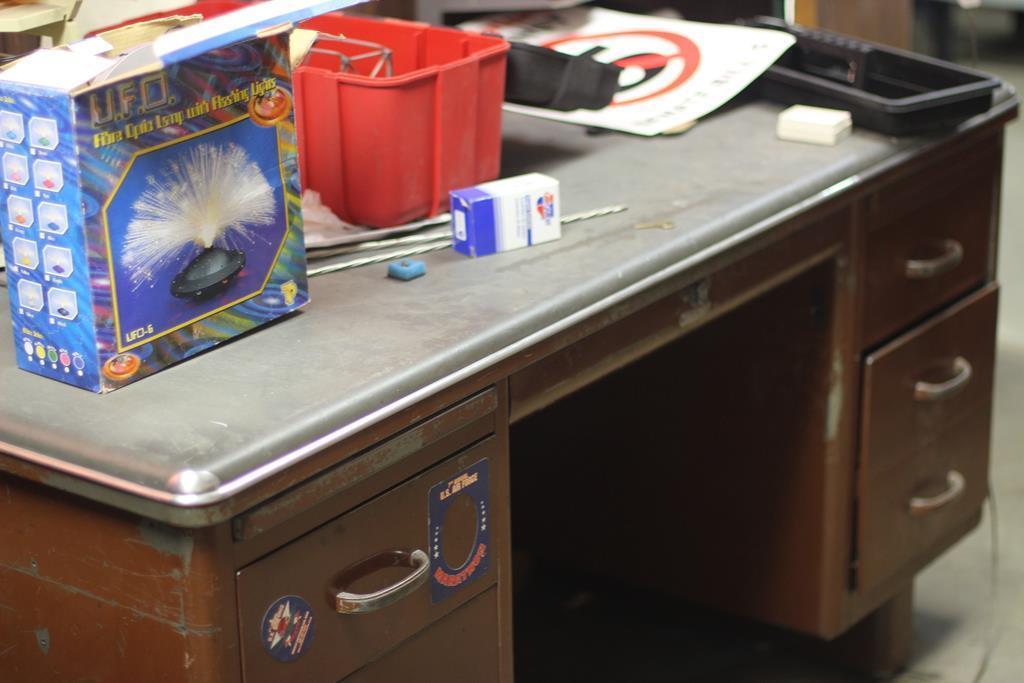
(0, 97), (1016, 681)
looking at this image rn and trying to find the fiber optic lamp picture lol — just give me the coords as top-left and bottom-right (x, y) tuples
(105, 118), (289, 337)
(128, 143), (269, 300)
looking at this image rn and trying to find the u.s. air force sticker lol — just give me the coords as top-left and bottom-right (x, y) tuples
(428, 458), (491, 604)
(261, 595), (315, 662)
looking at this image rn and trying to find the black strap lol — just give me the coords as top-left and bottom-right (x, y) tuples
(505, 42), (622, 112)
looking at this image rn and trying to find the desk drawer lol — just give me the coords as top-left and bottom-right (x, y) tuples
(863, 154), (996, 346)
(342, 588), (500, 682)
(861, 284), (997, 476)
(858, 285), (997, 591)
(237, 437), (502, 683)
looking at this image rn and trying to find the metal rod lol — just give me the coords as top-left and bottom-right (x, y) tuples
(310, 229), (452, 259)
(307, 33), (393, 78)
(307, 204), (629, 277)
(308, 241), (453, 277)
(311, 204), (629, 259)
(562, 204), (628, 224)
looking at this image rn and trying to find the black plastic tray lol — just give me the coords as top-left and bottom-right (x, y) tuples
(739, 17), (1001, 136)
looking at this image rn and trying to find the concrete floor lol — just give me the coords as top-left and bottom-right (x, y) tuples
(514, 10), (1024, 682)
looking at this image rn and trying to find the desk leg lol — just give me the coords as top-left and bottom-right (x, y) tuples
(828, 583), (913, 677)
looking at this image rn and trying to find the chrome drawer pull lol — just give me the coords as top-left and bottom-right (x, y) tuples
(913, 356), (973, 402)
(335, 549), (430, 614)
(909, 470), (966, 517)
(905, 238), (964, 279)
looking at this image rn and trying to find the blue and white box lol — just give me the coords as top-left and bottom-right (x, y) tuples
(0, 0), (363, 392)
(450, 173), (560, 258)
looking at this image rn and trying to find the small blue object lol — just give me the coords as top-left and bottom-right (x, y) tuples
(388, 259), (426, 281)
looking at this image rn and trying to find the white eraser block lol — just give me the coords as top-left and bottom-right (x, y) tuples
(777, 105), (852, 146)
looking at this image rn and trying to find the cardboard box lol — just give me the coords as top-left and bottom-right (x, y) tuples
(0, 0), (357, 392)
(450, 173), (560, 258)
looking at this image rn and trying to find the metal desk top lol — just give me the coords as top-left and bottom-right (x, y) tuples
(0, 97), (1014, 524)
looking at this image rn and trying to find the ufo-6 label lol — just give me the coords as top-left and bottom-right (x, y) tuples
(428, 458), (491, 604)
(260, 595), (314, 662)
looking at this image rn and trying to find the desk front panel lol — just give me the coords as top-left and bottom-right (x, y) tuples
(237, 437), (504, 683)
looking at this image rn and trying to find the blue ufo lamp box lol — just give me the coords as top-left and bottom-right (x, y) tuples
(0, 0), (363, 392)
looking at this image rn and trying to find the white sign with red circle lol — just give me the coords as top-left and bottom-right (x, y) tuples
(462, 8), (796, 136)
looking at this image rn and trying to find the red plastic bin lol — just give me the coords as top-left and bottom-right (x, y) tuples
(96, 2), (510, 228)
(296, 14), (508, 227)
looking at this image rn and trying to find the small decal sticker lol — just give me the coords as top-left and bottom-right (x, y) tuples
(535, 191), (555, 224)
(428, 458), (491, 604)
(260, 595), (314, 663)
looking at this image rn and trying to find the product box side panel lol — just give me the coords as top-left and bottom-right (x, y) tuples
(73, 32), (308, 391)
(451, 189), (496, 258)
(0, 82), (101, 391)
(267, 90), (310, 300)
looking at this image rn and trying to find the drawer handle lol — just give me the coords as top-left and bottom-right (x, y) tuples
(335, 549), (430, 614)
(913, 356), (973, 402)
(909, 470), (966, 517)
(904, 238), (964, 280)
